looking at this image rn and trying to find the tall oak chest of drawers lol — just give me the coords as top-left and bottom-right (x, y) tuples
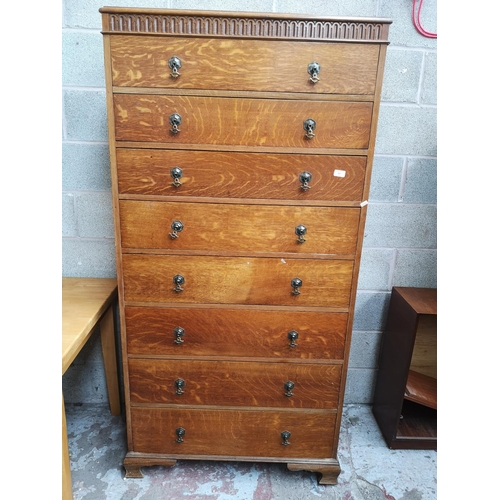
(100, 7), (390, 484)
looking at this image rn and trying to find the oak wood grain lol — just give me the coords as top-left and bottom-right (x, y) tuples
(113, 94), (372, 149)
(125, 306), (347, 359)
(110, 36), (379, 94)
(131, 407), (336, 458)
(129, 358), (341, 408)
(119, 200), (360, 255)
(116, 149), (367, 201)
(122, 254), (353, 307)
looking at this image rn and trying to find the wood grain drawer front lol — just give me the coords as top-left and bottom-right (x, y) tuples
(120, 201), (359, 256)
(110, 36), (379, 95)
(131, 407), (336, 458)
(117, 149), (367, 201)
(114, 94), (372, 149)
(129, 359), (341, 408)
(122, 254), (353, 307)
(126, 307), (347, 360)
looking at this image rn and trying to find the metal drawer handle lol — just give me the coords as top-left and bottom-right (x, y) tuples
(295, 225), (307, 244)
(169, 220), (184, 239)
(299, 171), (312, 191)
(170, 167), (183, 187)
(281, 430), (291, 446)
(169, 113), (182, 134)
(308, 62), (321, 83)
(288, 330), (299, 348)
(175, 378), (185, 395)
(168, 56), (182, 79)
(176, 427), (185, 443)
(284, 381), (295, 397)
(291, 278), (302, 295)
(303, 118), (316, 139)
(174, 326), (185, 344)
(173, 274), (185, 293)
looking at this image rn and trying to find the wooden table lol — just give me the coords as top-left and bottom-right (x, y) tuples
(62, 277), (121, 500)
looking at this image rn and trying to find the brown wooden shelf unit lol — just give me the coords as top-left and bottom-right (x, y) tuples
(372, 287), (437, 450)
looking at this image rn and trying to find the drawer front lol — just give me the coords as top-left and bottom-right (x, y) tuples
(131, 407), (336, 458)
(114, 94), (372, 149)
(122, 254), (353, 307)
(129, 359), (341, 408)
(126, 306), (347, 359)
(120, 201), (360, 255)
(110, 36), (379, 95)
(116, 149), (367, 202)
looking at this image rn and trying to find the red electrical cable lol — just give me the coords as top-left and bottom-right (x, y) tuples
(412, 0), (437, 38)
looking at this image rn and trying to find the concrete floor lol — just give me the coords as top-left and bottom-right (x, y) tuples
(65, 404), (436, 499)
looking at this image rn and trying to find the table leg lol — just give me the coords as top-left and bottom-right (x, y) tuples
(100, 303), (121, 416)
(62, 394), (73, 500)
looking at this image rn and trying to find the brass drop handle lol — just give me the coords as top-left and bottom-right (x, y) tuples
(175, 427), (185, 443)
(303, 118), (316, 139)
(168, 56), (182, 78)
(295, 225), (307, 244)
(174, 326), (185, 344)
(175, 378), (185, 395)
(288, 330), (299, 348)
(284, 381), (295, 397)
(281, 430), (291, 446)
(169, 113), (182, 134)
(169, 220), (184, 239)
(291, 278), (302, 295)
(299, 171), (312, 191)
(170, 167), (183, 187)
(308, 62), (321, 83)
(173, 274), (185, 293)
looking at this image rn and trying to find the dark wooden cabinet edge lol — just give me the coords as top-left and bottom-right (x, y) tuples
(372, 287), (437, 450)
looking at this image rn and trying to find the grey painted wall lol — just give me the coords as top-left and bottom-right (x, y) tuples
(62, 0), (437, 405)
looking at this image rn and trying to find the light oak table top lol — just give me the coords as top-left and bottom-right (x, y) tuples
(62, 277), (120, 500)
(62, 277), (118, 375)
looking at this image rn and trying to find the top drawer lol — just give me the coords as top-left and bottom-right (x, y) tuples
(110, 36), (379, 95)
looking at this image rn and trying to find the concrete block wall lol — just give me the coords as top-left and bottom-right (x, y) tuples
(62, 0), (437, 405)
